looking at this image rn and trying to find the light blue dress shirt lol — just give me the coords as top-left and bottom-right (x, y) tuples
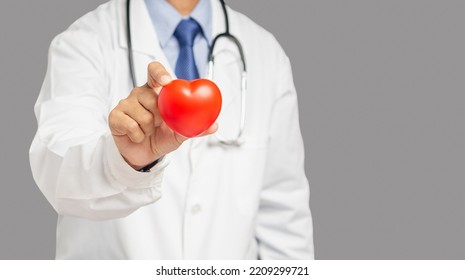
(144, 0), (212, 77)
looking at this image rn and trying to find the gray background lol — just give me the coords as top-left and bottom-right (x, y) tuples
(0, 0), (464, 259)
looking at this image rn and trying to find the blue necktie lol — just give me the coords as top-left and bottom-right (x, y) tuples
(174, 18), (201, 80)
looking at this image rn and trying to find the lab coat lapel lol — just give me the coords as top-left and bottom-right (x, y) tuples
(211, 0), (226, 43)
(118, 0), (175, 84)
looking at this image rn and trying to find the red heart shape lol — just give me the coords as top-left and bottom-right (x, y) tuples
(158, 79), (222, 138)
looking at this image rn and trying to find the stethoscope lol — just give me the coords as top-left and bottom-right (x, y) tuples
(126, 0), (246, 146)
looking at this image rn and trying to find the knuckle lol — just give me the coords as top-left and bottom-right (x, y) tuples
(118, 99), (129, 108)
(127, 121), (140, 134)
(140, 113), (153, 126)
(108, 114), (118, 129)
(108, 109), (117, 121)
(108, 110), (123, 129)
(133, 135), (144, 144)
(129, 87), (141, 98)
(146, 96), (158, 109)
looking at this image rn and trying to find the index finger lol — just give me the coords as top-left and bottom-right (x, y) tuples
(147, 61), (172, 91)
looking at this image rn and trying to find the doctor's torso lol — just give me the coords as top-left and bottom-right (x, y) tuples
(51, 0), (291, 259)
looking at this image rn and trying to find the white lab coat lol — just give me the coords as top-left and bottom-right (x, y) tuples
(29, 0), (314, 259)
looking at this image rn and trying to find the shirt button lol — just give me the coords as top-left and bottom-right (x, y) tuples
(191, 204), (202, 215)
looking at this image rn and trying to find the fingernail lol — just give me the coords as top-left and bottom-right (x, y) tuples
(160, 75), (172, 85)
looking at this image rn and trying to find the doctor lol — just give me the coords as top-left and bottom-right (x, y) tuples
(30, 0), (314, 259)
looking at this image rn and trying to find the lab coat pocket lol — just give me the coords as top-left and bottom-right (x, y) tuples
(227, 142), (268, 219)
(203, 124), (268, 219)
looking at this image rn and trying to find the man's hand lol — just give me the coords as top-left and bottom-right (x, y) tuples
(109, 62), (218, 170)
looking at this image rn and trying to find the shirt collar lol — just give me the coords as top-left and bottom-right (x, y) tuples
(145, 0), (212, 48)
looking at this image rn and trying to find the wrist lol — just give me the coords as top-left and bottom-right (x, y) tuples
(122, 155), (162, 171)
(138, 158), (162, 172)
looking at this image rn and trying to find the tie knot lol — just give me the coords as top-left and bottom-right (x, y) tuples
(174, 18), (201, 47)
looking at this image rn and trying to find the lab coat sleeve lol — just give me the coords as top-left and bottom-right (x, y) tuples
(256, 54), (315, 259)
(29, 25), (166, 221)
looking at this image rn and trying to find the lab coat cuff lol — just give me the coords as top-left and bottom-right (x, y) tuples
(104, 134), (168, 189)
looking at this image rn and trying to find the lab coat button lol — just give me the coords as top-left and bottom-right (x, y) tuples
(191, 204), (202, 214)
